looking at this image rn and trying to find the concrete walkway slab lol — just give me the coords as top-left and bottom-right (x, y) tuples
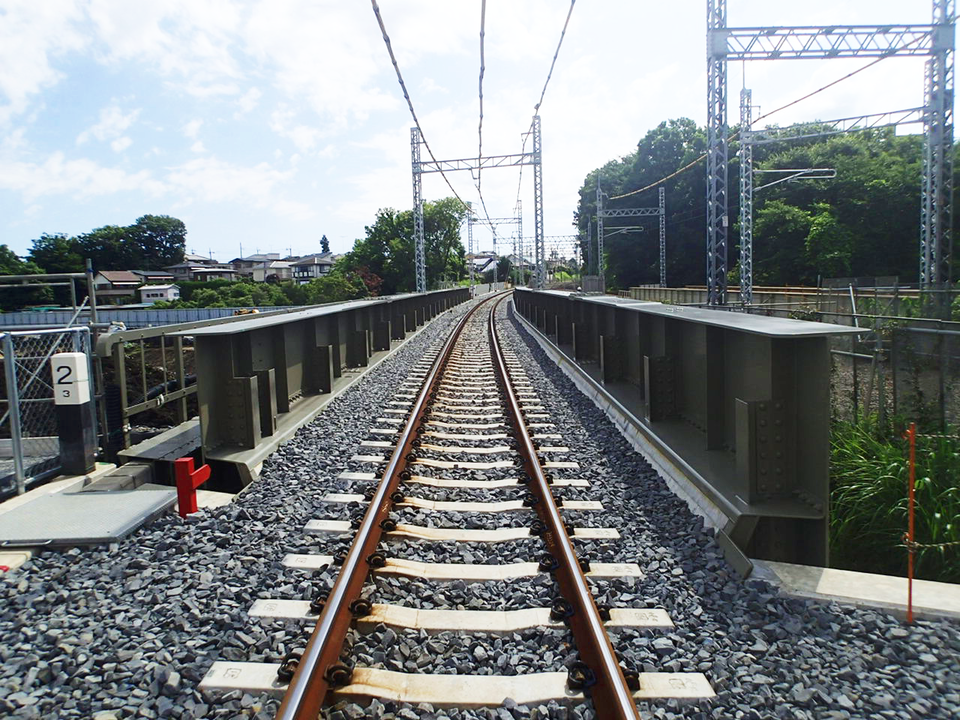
(0, 489), (176, 546)
(753, 560), (960, 621)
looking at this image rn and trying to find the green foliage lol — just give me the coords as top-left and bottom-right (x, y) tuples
(830, 416), (960, 583)
(577, 121), (936, 289)
(155, 279), (312, 309)
(27, 233), (85, 274)
(0, 245), (51, 310)
(575, 119), (706, 290)
(27, 214), (186, 274)
(339, 197), (467, 294)
(302, 270), (367, 304)
(320, 235), (330, 254)
(153, 274), (367, 309)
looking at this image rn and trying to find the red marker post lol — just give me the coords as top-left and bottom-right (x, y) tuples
(904, 422), (917, 624)
(174, 457), (211, 518)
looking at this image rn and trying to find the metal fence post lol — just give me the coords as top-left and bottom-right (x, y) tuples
(3, 334), (26, 495)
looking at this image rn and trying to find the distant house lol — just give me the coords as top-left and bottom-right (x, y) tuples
(164, 262), (237, 283)
(468, 253), (498, 274)
(291, 252), (335, 284)
(93, 270), (141, 304)
(230, 253), (281, 278)
(131, 269), (176, 284)
(183, 253), (219, 265)
(138, 284), (180, 304)
(252, 260), (293, 283)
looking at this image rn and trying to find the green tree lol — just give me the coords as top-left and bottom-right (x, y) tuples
(27, 233), (85, 273)
(127, 215), (186, 268)
(28, 215), (187, 274)
(340, 197), (468, 294)
(320, 235), (330, 254)
(575, 118), (706, 290)
(303, 270), (367, 304)
(0, 245), (51, 310)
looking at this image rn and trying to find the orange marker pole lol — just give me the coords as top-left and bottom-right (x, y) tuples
(906, 421), (916, 624)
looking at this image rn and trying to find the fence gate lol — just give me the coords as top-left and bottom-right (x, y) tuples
(0, 327), (94, 496)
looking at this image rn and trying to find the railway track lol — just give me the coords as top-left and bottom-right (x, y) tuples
(201, 292), (714, 717)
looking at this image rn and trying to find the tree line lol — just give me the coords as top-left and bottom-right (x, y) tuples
(575, 118), (951, 291)
(0, 199), (469, 311)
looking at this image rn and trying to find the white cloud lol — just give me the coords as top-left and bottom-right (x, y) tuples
(77, 104), (140, 145)
(0, 0), (88, 124)
(164, 156), (314, 220)
(0, 152), (164, 201)
(237, 87), (261, 114)
(86, 0), (244, 97)
(111, 136), (132, 152)
(190, 140), (206, 153)
(183, 118), (203, 139)
(419, 78), (448, 95)
(269, 107), (321, 152)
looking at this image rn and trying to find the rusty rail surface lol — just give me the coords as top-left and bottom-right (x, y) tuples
(488, 295), (640, 719)
(275, 295), (495, 719)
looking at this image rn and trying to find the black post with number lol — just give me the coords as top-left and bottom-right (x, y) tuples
(52, 352), (96, 476)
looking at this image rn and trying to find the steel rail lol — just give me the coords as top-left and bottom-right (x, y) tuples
(276, 294), (500, 719)
(487, 295), (641, 719)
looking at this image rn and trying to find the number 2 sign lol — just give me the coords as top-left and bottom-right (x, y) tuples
(51, 352), (91, 406)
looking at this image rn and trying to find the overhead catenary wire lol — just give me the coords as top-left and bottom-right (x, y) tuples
(609, 41), (921, 201)
(472, 0), (502, 255)
(515, 0), (578, 222)
(477, 0), (486, 194)
(370, 0), (470, 210)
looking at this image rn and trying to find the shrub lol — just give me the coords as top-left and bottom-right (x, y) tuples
(830, 415), (960, 583)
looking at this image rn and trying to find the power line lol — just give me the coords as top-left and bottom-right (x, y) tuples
(535, 0), (577, 112)
(477, 0), (486, 194)
(609, 42), (918, 201)
(370, 0), (469, 210)
(471, 0), (501, 251)
(515, 0), (579, 219)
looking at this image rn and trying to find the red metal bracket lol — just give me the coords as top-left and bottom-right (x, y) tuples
(174, 457), (212, 518)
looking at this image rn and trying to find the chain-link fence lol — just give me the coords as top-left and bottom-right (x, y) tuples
(0, 327), (94, 496)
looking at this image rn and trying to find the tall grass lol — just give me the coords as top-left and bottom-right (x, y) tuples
(830, 416), (960, 583)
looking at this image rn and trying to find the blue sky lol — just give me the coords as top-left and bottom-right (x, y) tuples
(0, 0), (941, 265)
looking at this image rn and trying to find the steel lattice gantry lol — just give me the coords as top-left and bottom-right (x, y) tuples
(707, 0), (955, 305)
(468, 209), (521, 286)
(597, 185), (667, 291)
(411, 116), (545, 292)
(738, 99), (927, 304)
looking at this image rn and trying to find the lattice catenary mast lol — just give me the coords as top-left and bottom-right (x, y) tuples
(411, 117), (545, 292)
(707, 0), (955, 305)
(597, 183), (667, 292)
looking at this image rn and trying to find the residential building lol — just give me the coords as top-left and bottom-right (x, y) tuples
(138, 284), (180, 304)
(230, 253), (281, 278)
(468, 252), (498, 274)
(164, 262), (238, 282)
(130, 269), (175, 284)
(93, 270), (141, 304)
(291, 252), (335, 284)
(183, 253), (219, 265)
(252, 261), (293, 283)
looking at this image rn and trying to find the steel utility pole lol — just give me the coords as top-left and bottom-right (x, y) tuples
(596, 182), (605, 293)
(739, 89), (922, 305)
(597, 183), (666, 291)
(467, 202), (475, 291)
(411, 115), (545, 290)
(708, 0), (954, 302)
(411, 127), (427, 293)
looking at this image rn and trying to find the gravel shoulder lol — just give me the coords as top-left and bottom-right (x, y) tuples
(0, 295), (956, 720)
